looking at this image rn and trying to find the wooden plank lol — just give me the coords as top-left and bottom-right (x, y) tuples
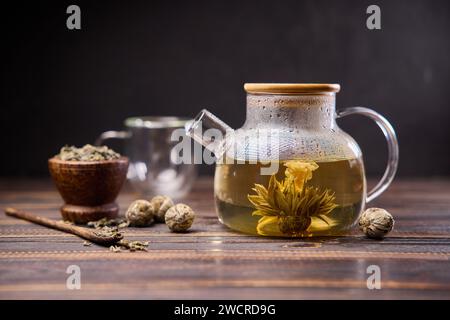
(0, 178), (450, 299)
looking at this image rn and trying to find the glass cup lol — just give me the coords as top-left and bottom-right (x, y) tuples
(96, 116), (197, 198)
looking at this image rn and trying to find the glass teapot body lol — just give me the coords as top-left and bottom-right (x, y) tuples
(188, 84), (398, 237)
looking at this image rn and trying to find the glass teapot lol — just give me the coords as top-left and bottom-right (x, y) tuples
(186, 83), (398, 237)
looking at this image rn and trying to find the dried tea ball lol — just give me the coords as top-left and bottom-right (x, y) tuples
(359, 207), (395, 239)
(150, 195), (174, 222)
(165, 203), (195, 232)
(125, 200), (155, 227)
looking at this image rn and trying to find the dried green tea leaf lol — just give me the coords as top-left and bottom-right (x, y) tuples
(82, 241), (92, 247)
(87, 217), (129, 229)
(55, 144), (121, 161)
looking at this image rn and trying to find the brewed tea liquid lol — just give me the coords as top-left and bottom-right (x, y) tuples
(214, 157), (365, 237)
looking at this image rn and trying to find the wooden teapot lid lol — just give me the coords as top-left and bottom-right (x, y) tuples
(244, 83), (340, 94)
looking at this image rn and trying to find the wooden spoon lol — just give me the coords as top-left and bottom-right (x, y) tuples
(4, 207), (123, 246)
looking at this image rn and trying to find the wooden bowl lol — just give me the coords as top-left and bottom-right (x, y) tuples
(48, 157), (129, 224)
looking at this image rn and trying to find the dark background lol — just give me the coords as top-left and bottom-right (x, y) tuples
(2, 0), (449, 177)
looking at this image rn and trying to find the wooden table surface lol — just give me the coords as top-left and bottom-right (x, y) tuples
(0, 178), (449, 300)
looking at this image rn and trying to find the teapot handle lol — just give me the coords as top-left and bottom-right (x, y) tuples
(336, 107), (399, 203)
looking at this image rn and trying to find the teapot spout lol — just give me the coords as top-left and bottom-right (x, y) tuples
(185, 109), (234, 158)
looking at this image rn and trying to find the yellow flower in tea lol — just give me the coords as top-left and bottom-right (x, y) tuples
(284, 160), (318, 190)
(248, 160), (338, 236)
